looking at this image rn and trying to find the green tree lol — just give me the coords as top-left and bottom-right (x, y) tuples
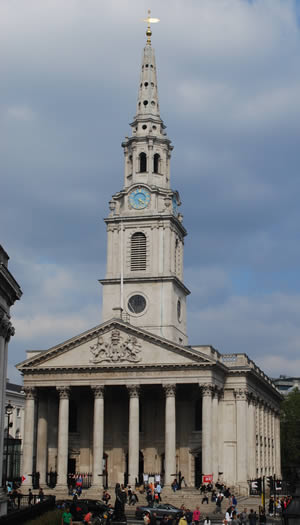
(280, 387), (300, 479)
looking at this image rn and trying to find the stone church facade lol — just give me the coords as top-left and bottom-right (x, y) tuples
(17, 26), (281, 493)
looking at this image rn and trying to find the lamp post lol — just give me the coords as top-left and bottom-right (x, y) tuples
(4, 401), (13, 490)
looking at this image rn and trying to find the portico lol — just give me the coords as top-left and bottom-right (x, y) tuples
(18, 321), (281, 492)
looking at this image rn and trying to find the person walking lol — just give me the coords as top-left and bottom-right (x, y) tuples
(61, 505), (73, 525)
(192, 506), (201, 525)
(248, 509), (257, 525)
(203, 517), (211, 525)
(215, 493), (223, 514)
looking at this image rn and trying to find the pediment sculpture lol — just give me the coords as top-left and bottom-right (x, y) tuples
(90, 329), (142, 364)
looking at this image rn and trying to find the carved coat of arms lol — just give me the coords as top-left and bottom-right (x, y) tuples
(90, 330), (142, 364)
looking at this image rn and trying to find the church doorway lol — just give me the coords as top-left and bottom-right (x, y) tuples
(194, 453), (202, 488)
(68, 457), (76, 474)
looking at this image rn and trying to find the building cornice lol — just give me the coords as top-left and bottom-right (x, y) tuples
(99, 275), (191, 296)
(0, 263), (22, 307)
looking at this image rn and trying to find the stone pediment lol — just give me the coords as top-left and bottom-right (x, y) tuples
(17, 319), (214, 371)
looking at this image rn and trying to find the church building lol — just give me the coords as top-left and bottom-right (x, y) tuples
(17, 21), (282, 494)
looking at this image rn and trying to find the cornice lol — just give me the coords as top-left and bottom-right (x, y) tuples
(0, 264), (22, 307)
(99, 276), (191, 296)
(20, 361), (218, 376)
(104, 214), (187, 236)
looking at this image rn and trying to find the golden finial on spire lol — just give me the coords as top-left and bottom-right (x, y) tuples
(143, 9), (160, 45)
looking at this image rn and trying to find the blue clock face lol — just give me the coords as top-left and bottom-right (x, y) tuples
(172, 195), (178, 216)
(129, 187), (151, 210)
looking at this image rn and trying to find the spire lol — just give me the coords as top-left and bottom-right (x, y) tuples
(135, 11), (161, 121)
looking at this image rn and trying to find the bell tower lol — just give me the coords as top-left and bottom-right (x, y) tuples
(100, 14), (190, 345)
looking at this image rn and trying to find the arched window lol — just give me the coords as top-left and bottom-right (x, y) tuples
(139, 152), (147, 173)
(131, 232), (147, 271)
(153, 153), (160, 174)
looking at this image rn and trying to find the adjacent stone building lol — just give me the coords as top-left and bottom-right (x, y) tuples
(0, 246), (22, 513)
(17, 26), (282, 494)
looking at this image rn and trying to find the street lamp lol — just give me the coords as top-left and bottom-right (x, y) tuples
(4, 401), (13, 490)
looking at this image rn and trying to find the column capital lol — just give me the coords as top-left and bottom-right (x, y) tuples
(127, 384), (140, 398)
(163, 383), (176, 397)
(200, 383), (213, 397)
(23, 386), (37, 400)
(56, 386), (70, 399)
(0, 312), (15, 341)
(91, 385), (105, 398)
(234, 388), (248, 401)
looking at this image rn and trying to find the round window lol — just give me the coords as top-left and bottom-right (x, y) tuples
(128, 295), (147, 314)
(177, 299), (181, 321)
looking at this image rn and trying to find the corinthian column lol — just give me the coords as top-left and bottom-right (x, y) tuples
(56, 386), (70, 488)
(127, 385), (140, 486)
(235, 389), (248, 483)
(163, 384), (176, 485)
(92, 386), (104, 488)
(22, 386), (36, 487)
(36, 392), (48, 486)
(202, 384), (213, 477)
(212, 389), (219, 480)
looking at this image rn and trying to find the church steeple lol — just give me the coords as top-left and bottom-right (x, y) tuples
(100, 20), (190, 346)
(122, 13), (172, 191)
(135, 31), (161, 121)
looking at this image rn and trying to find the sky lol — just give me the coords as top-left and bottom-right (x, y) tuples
(1, 0), (300, 384)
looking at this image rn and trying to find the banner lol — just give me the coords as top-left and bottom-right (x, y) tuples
(203, 474), (213, 483)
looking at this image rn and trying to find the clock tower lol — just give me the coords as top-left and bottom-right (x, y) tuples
(100, 22), (190, 345)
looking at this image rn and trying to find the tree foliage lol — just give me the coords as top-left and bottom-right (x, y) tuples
(280, 387), (300, 476)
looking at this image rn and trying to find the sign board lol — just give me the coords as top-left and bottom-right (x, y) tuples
(203, 474), (213, 483)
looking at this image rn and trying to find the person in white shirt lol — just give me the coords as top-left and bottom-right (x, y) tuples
(203, 517), (211, 525)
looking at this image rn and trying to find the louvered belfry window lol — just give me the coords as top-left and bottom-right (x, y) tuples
(131, 232), (147, 271)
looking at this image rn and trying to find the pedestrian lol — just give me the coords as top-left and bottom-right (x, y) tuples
(192, 505), (201, 525)
(248, 509), (257, 525)
(215, 494), (223, 514)
(268, 497), (274, 516)
(185, 508), (193, 525)
(28, 489), (33, 506)
(203, 517), (211, 525)
(178, 514), (187, 525)
(38, 487), (44, 502)
(130, 490), (139, 505)
(84, 511), (93, 523)
(150, 511), (157, 525)
(61, 505), (73, 525)
(201, 492), (209, 504)
(156, 482), (162, 501)
(171, 479), (178, 492)
(239, 508), (247, 524)
(144, 512), (151, 525)
(231, 511), (239, 525)
(259, 508), (266, 524)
